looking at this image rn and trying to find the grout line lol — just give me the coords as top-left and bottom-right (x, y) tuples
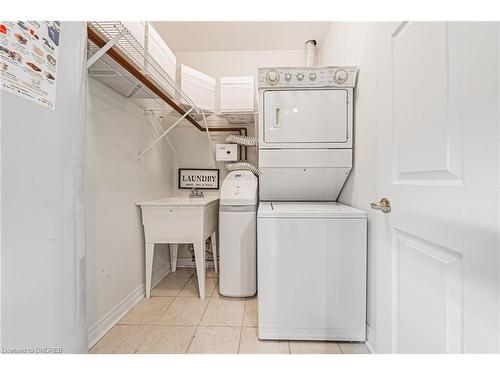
(196, 283), (215, 327)
(156, 298), (178, 324)
(195, 296), (211, 326)
(339, 343), (344, 354)
(236, 326), (243, 354)
(237, 298), (247, 354)
(117, 322), (162, 326)
(153, 323), (199, 327)
(133, 325), (154, 354)
(185, 277), (214, 356)
(185, 324), (199, 354)
(161, 296), (176, 318)
(176, 277), (192, 297)
(187, 324), (242, 328)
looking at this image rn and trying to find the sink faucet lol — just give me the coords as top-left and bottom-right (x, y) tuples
(189, 187), (204, 198)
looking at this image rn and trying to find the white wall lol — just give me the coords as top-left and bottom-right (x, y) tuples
(319, 22), (381, 352)
(86, 79), (174, 346)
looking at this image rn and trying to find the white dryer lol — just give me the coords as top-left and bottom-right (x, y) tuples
(258, 66), (357, 201)
(257, 66), (367, 342)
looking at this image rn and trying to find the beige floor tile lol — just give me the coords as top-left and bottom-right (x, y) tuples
(151, 277), (191, 297)
(289, 341), (342, 354)
(206, 269), (218, 278)
(239, 327), (289, 354)
(158, 297), (209, 326)
(199, 294), (246, 327)
(339, 342), (370, 354)
(169, 268), (217, 278)
(119, 297), (174, 325)
(242, 297), (258, 327)
(179, 277), (217, 297)
(89, 325), (152, 354)
(136, 326), (196, 354)
(187, 326), (241, 354)
(166, 268), (195, 279)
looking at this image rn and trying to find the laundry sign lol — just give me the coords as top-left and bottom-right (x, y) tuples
(178, 168), (219, 189)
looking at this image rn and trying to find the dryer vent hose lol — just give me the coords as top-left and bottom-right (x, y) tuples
(225, 134), (259, 175)
(225, 134), (258, 147)
(225, 161), (260, 176)
(305, 40), (317, 67)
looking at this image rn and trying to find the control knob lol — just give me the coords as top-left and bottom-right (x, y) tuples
(284, 73), (292, 81)
(265, 70), (280, 85)
(309, 72), (317, 81)
(333, 68), (349, 84)
(296, 73), (304, 81)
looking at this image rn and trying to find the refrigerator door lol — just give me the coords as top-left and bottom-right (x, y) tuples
(1, 22), (87, 353)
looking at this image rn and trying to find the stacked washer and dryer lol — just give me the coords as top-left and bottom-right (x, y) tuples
(257, 66), (368, 342)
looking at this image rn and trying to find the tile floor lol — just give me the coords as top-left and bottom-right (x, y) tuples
(89, 268), (370, 354)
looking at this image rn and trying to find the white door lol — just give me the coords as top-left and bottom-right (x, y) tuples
(263, 89), (349, 145)
(374, 22), (500, 353)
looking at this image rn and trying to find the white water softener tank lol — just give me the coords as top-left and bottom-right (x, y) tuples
(219, 171), (258, 297)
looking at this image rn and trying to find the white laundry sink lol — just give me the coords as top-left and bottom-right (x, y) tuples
(138, 195), (219, 207)
(137, 195), (219, 247)
(137, 195), (219, 299)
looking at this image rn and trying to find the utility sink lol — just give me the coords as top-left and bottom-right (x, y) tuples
(137, 195), (219, 207)
(137, 194), (219, 246)
(137, 195), (219, 299)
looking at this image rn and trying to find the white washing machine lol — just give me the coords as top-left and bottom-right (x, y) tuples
(257, 66), (367, 341)
(257, 202), (367, 341)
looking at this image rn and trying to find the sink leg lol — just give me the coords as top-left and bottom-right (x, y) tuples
(211, 231), (218, 274)
(193, 241), (206, 300)
(169, 244), (178, 272)
(145, 243), (154, 298)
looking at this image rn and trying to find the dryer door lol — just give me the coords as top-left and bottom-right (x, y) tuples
(263, 89), (348, 146)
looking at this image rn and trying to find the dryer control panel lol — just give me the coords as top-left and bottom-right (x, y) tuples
(258, 66), (357, 89)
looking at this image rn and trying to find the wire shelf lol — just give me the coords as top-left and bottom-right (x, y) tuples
(86, 21), (251, 160)
(144, 109), (257, 126)
(87, 21), (199, 114)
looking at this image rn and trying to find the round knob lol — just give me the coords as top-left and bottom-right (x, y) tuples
(333, 68), (349, 84)
(266, 70), (280, 85)
(296, 73), (304, 81)
(309, 73), (317, 81)
(284, 73), (292, 81)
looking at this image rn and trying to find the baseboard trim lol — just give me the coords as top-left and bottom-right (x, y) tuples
(366, 324), (377, 354)
(87, 262), (171, 349)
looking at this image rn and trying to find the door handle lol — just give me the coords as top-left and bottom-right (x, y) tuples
(275, 107), (280, 127)
(371, 197), (391, 213)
